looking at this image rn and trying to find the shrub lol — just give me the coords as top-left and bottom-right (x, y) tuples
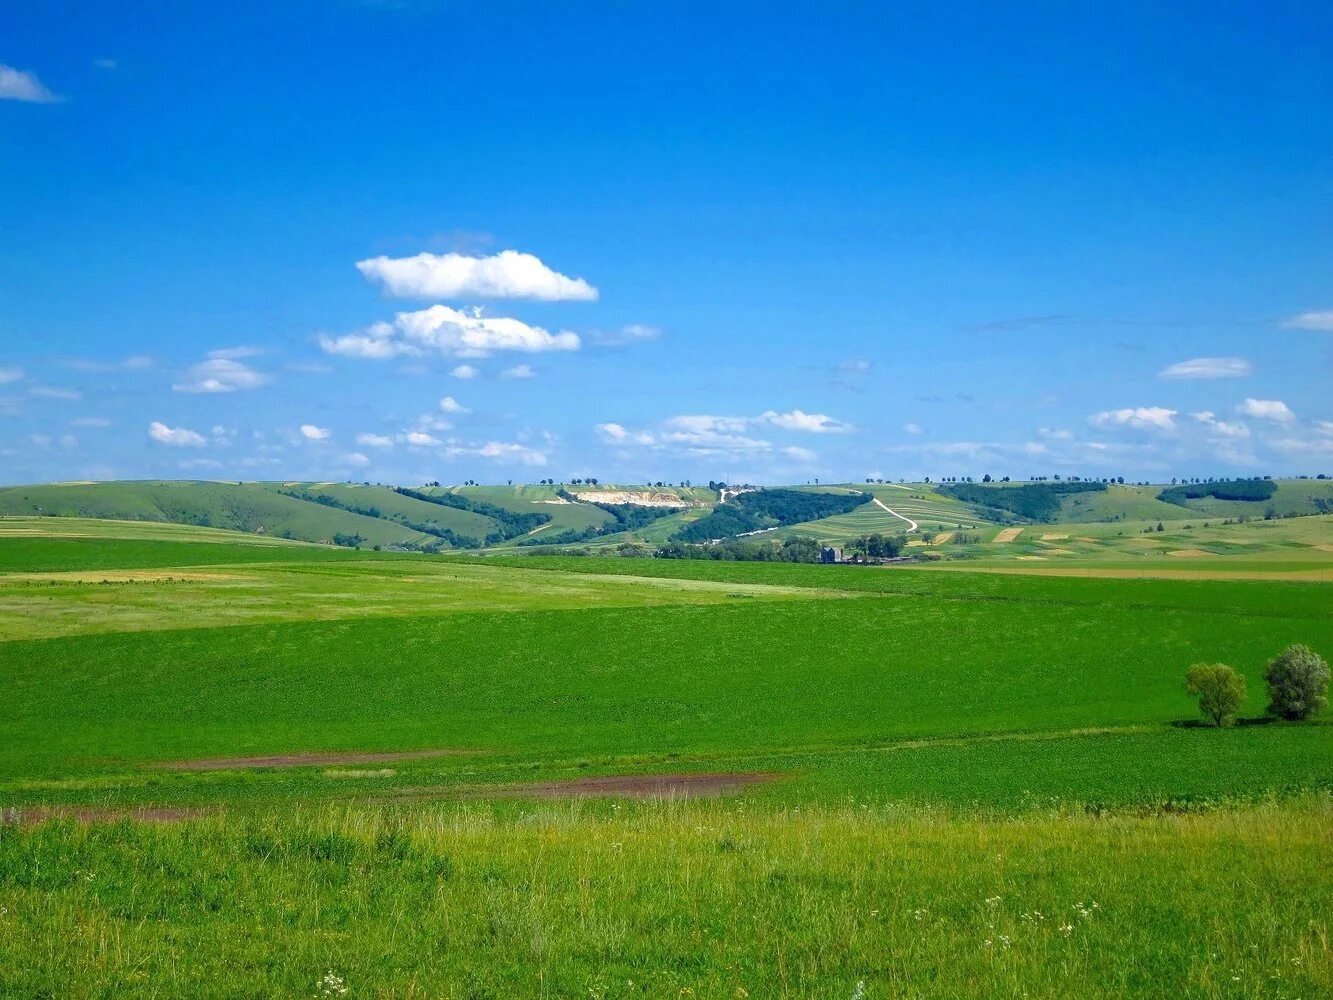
(1264, 644), (1329, 721)
(1185, 663), (1247, 727)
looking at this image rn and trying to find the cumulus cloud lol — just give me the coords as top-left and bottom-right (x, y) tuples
(476, 441), (549, 466)
(404, 431), (440, 446)
(781, 445), (817, 461)
(761, 409), (853, 434)
(340, 452), (370, 467)
(439, 396), (469, 413)
(1088, 406), (1177, 431)
(1237, 398), (1294, 422)
(320, 306), (580, 360)
(299, 424), (330, 440)
(450, 364), (480, 379)
(501, 363), (535, 379)
(355, 250), (598, 301)
(1158, 357), (1252, 379)
(148, 421), (206, 447)
(1191, 411), (1250, 438)
(595, 407), (854, 460)
(595, 422), (657, 446)
(0, 65), (59, 103)
(355, 432), (394, 448)
(903, 422), (922, 435)
(173, 351), (271, 393)
(1280, 310), (1333, 331)
(0, 367), (25, 384)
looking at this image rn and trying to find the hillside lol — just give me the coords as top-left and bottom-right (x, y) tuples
(0, 479), (1329, 560)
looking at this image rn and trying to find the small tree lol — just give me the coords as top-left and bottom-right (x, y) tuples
(1264, 645), (1329, 721)
(1185, 663), (1246, 728)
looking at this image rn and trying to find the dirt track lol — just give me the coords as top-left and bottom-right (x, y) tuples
(157, 749), (472, 771)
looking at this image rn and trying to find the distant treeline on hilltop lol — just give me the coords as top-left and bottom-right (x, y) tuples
(1157, 478), (1278, 507)
(673, 489), (869, 542)
(938, 481), (1106, 522)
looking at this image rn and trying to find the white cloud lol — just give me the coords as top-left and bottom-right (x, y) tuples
(1191, 411), (1250, 438)
(0, 65), (59, 103)
(1316, 420), (1333, 437)
(595, 422), (656, 446)
(320, 305), (580, 360)
(781, 445), (817, 461)
(340, 452), (370, 467)
(839, 359), (873, 374)
(30, 386), (82, 400)
(903, 422), (922, 435)
(1088, 406), (1177, 432)
(1237, 398), (1293, 422)
(760, 409), (853, 434)
(404, 431), (440, 447)
(173, 352), (271, 393)
(355, 432), (394, 448)
(1280, 310), (1333, 331)
(1037, 427), (1075, 441)
(0, 367), (23, 384)
(501, 363), (536, 379)
(477, 441), (549, 466)
(300, 424), (331, 440)
(450, 364), (480, 379)
(1158, 357), (1252, 379)
(590, 323), (661, 347)
(148, 421), (206, 447)
(355, 250), (598, 301)
(439, 396), (469, 413)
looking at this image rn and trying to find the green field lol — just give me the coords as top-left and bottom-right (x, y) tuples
(1, 516), (1329, 996)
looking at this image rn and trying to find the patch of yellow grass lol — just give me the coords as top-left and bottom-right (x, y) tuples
(0, 570), (246, 584)
(1016, 555), (1045, 561)
(1166, 549), (1213, 558)
(1040, 533), (1068, 540)
(993, 528), (1023, 543)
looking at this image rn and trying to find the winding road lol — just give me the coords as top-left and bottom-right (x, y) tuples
(870, 495), (918, 534)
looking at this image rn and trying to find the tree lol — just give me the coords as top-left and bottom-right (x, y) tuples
(1264, 644), (1329, 721)
(1185, 663), (1246, 727)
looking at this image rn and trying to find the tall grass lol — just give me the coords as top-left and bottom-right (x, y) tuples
(1, 797), (1328, 997)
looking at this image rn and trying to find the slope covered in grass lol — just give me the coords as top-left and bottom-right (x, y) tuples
(0, 481), (434, 548)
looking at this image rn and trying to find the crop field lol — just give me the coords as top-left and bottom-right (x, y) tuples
(1, 519), (1329, 996)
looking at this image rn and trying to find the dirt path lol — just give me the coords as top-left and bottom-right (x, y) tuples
(870, 496), (918, 533)
(156, 749), (473, 771)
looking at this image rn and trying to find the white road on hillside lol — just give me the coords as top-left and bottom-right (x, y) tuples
(870, 495), (918, 533)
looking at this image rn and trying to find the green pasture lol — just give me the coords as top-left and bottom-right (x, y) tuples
(1, 520), (1330, 997)
(3, 800), (1327, 998)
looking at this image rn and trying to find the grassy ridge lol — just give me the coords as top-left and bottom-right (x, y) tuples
(0, 481), (436, 548)
(1, 800), (1327, 998)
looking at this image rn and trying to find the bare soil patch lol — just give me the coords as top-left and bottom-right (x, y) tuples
(1041, 533), (1069, 540)
(1166, 548), (1213, 558)
(572, 490), (694, 508)
(993, 527), (1023, 543)
(157, 749), (472, 771)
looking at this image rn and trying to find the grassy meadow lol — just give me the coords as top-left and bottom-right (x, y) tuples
(0, 517), (1329, 996)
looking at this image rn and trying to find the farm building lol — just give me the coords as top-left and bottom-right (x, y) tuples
(820, 546), (843, 564)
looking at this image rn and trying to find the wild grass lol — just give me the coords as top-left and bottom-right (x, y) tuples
(0, 797), (1328, 998)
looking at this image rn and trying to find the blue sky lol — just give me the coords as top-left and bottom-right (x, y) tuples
(2, 1), (1330, 485)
